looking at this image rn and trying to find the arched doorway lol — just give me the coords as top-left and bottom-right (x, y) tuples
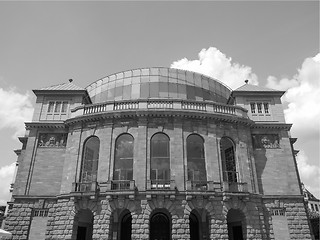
(120, 212), (132, 240)
(189, 212), (199, 240)
(227, 209), (246, 240)
(75, 209), (93, 240)
(150, 212), (170, 240)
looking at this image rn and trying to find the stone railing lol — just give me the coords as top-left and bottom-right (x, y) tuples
(222, 181), (248, 193)
(72, 181), (98, 193)
(99, 180), (135, 192)
(186, 181), (222, 192)
(147, 179), (176, 190)
(70, 99), (248, 119)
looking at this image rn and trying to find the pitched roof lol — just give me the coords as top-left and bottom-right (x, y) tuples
(232, 83), (285, 96)
(39, 81), (85, 91)
(234, 83), (282, 92)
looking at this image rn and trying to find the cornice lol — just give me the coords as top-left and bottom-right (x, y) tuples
(65, 109), (254, 127)
(251, 122), (292, 131)
(25, 121), (67, 130)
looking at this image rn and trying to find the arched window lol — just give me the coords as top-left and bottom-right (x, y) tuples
(80, 136), (100, 191)
(150, 133), (170, 181)
(220, 137), (237, 182)
(114, 134), (134, 181)
(150, 212), (170, 240)
(187, 134), (207, 189)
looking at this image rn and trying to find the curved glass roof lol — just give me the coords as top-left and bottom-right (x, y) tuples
(86, 67), (232, 104)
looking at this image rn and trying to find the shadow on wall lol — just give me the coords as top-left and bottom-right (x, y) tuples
(254, 148), (267, 195)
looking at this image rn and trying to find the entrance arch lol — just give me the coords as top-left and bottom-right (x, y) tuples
(120, 211), (132, 240)
(189, 212), (200, 240)
(74, 209), (93, 240)
(150, 212), (170, 240)
(227, 209), (246, 240)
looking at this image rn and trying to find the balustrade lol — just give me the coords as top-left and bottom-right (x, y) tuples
(71, 99), (248, 119)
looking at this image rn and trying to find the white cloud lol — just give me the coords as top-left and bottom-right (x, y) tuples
(171, 47), (259, 90)
(266, 53), (320, 198)
(296, 150), (320, 198)
(0, 162), (15, 206)
(0, 87), (34, 138)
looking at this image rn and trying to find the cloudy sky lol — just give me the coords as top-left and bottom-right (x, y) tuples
(0, 1), (319, 205)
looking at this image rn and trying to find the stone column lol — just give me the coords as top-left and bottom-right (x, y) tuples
(131, 200), (149, 240)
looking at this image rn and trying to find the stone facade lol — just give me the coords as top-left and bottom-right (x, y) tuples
(4, 68), (313, 239)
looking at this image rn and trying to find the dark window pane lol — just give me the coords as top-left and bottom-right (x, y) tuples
(48, 102), (54, 113)
(123, 85), (132, 100)
(151, 133), (170, 180)
(114, 134), (134, 180)
(150, 82), (160, 98)
(186, 85), (196, 100)
(141, 83), (149, 98)
(159, 82), (169, 98)
(54, 102), (61, 113)
(177, 84), (187, 99)
(168, 83), (178, 98)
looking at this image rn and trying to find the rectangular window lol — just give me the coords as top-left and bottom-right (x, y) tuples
(47, 101), (68, 114)
(250, 103), (256, 113)
(271, 208), (285, 216)
(311, 204), (314, 211)
(263, 103), (269, 113)
(257, 103), (262, 113)
(315, 204), (319, 212)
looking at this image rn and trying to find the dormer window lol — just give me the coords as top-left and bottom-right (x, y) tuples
(250, 103), (256, 113)
(263, 103), (269, 113)
(257, 103), (262, 113)
(48, 101), (68, 114)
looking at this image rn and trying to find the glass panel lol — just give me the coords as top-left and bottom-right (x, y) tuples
(115, 78), (124, 87)
(141, 76), (149, 83)
(151, 133), (169, 157)
(187, 134), (206, 182)
(159, 82), (169, 98)
(131, 84), (140, 99)
(186, 72), (194, 85)
(159, 68), (168, 77)
(169, 69), (177, 79)
(202, 77), (209, 90)
(131, 76), (140, 84)
(48, 102), (54, 113)
(81, 137), (100, 183)
(123, 85), (132, 100)
(100, 91), (108, 102)
(194, 74), (201, 87)
(195, 87), (203, 101)
(141, 68), (149, 76)
(62, 102), (68, 113)
(132, 69), (140, 76)
(123, 77), (132, 86)
(150, 68), (158, 75)
(109, 74), (116, 82)
(177, 70), (185, 80)
(54, 101), (62, 113)
(150, 82), (160, 98)
(124, 71), (132, 78)
(186, 85), (196, 100)
(114, 134), (134, 180)
(160, 76), (169, 82)
(116, 72), (123, 80)
(168, 77), (177, 83)
(150, 75), (159, 82)
(107, 87), (115, 101)
(114, 86), (123, 101)
(168, 83), (178, 98)
(177, 84), (187, 99)
(141, 83), (149, 98)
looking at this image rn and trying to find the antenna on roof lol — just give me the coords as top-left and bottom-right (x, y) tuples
(69, 79), (73, 83)
(245, 80), (249, 84)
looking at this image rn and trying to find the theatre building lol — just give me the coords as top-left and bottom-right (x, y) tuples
(5, 67), (313, 240)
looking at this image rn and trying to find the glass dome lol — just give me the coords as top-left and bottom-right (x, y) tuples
(86, 67), (232, 104)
